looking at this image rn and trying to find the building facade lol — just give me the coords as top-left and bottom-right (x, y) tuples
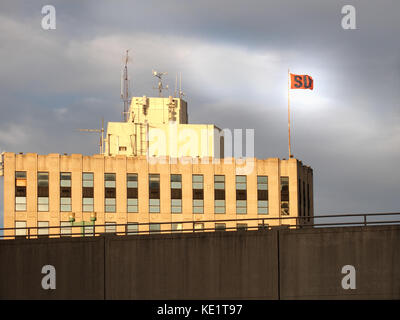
(2, 152), (313, 238)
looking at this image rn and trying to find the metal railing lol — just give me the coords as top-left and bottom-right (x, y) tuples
(1, 212), (400, 240)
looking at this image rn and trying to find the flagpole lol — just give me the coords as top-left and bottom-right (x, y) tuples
(288, 69), (292, 158)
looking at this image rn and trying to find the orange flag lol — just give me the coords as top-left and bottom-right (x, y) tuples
(290, 74), (313, 90)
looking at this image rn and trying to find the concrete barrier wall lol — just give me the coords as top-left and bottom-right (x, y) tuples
(0, 237), (105, 299)
(279, 226), (400, 299)
(0, 226), (399, 299)
(105, 231), (279, 299)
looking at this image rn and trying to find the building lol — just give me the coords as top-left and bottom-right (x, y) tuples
(1, 153), (313, 238)
(0, 80), (314, 238)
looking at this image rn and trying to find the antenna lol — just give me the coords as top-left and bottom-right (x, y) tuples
(121, 50), (131, 122)
(179, 72), (185, 98)
(152, 70), (168, 97)
(77, 118), (105, 154)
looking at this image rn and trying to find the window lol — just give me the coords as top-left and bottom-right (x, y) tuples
(149, 223), (161, 234)
(15, 171), (27, 211)
(127, 223), (138, 235)
(15, 221), (27, 237)
(60, 221), (72, 237)
(258, 223), (269, 231)
(281, 177), (289, 216)
(105, 173), (116, 213)
(192, 175), (204, 214)
(194, 222), (204, 232)
(171, 174), (182, 213)
(237, 223), (248, 231)
(105, 222), (116, 234)
(215, 223), (226, 231)
(83, 224), (94, 237)
(38, 172), (49, 212)
(236, 176), (247, 214)
(83, 173), (94, 212)
(149, 174), (160, 213)
(214, 175), (225, 214)
(171, 222), (183, 233)
(38, 221), (49, 238)
(60, 172), (71, 212)
(257, 176), (268, 214)
(119, 146), (127, 151)
(127, 173), (138, 213)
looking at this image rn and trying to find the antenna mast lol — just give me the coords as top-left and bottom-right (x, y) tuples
(121, 50), (131, 122)
(152, 70), (168, 97)
(77, 118), (105, 154)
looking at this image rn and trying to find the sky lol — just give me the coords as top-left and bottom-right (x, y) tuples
(0, 0), (399, 227)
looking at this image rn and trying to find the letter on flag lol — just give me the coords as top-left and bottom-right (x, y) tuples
(290, 74), (313, 90)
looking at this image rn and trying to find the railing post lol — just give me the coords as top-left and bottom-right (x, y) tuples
(364, 215), (367, 226)
(28, 227), (30, 240)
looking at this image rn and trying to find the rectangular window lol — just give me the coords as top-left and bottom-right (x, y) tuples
(194, 222), (204, 232)
(192, 175), (204, 214)
(38, 172), (49, 212)
(281, 177), (289, 216)
(171, 222), (183, 233)
(60, 221), (72, 237)
(237, 223), (248, 231)
(105, 173), (116, 213)
(149, 174), (160, 213)
(60, 172), (71, 212)
(149, 223), (161, 234)
(236, 175), (247, 214)
(127, 173), (138, 213)
(214, 175), (225, 214)
(83, 225), (94, 237)
(257, 176), (268, 214)
(38, 221), (49, 238)
(215, 223), (226, 231)
(83, 173), (94, 212)
(105, 222), (116, 234)
(15, 171), (27, 211)
(15, 221), (27, 237)
(171, 174), (182, 213)
(127, 223), (138, 235)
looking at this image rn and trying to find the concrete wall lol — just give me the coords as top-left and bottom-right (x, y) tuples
(0, 237), (104, 299)
(279, 225), (400, 299)
(105, 231), (278, 299)
(1, 225), (398, 299)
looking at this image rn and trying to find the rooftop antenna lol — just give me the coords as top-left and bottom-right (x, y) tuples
(121, 50), (131, 122)
(152, 70), (168, 97)
(77, 118), (105, 154)
(179, 72), (185, 98)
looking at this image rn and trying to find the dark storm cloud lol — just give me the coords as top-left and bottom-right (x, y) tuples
(0, 0), (399, 229)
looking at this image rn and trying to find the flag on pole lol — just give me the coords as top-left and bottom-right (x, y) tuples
(290, 73), (313, 90)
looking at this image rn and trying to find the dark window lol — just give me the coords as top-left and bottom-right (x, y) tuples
(236, 175), (247, 214)
(257, 176), (268, 214)
(38, 172), (49, 212)
(15, 171), (27, 211)
(171, 174), (182, 213)
(149, 174), (160, 213)
(192, 175), (204, 214)
(214, 175), (225, 214)
(127, 173), (138, 213)
(105, 173), (116, 212)
(280, 177), (289, 216)
(60, 172), (71, 212)
(83, 173), (94, 212)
